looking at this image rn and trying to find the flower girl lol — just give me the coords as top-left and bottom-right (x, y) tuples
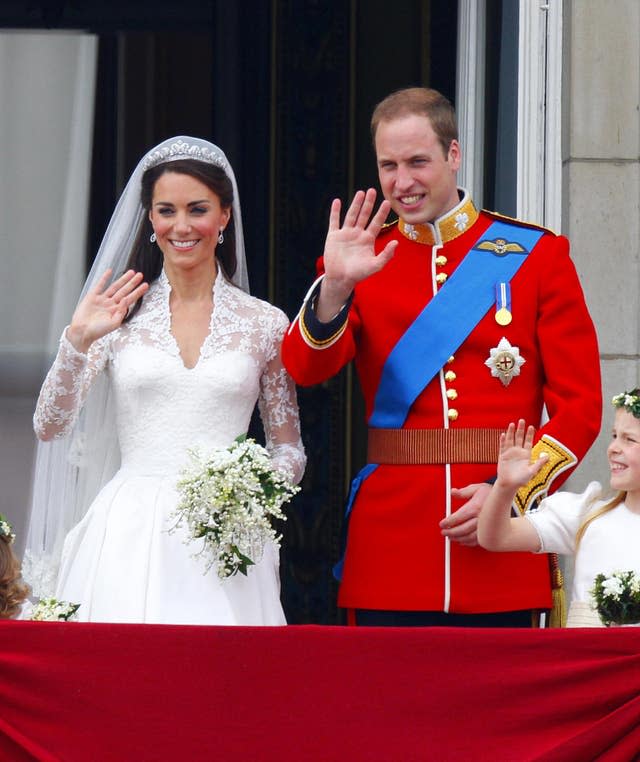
(477, 389), (640, 627)
(0, 515), (31, 619)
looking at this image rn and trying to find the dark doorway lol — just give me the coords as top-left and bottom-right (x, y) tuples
(1, 0), (458, 623)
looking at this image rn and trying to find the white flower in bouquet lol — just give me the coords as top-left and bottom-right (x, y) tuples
(31, 598), (80, 622)
(172, 435), (300, 580)
(591, 570), (640, 626)
(601, 576), (624, 599)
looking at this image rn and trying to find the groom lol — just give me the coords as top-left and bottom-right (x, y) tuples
(282, 86), (601, 627)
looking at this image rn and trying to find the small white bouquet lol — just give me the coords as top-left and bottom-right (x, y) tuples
(590, 570), (640, 627)
(172, 435), (300, 580)
(31, 598), (80, 622)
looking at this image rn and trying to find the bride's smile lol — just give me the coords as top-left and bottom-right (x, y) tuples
(149, 171), (230, 273)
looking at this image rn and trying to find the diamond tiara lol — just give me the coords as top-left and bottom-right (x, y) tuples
(142, 140), (228, 172)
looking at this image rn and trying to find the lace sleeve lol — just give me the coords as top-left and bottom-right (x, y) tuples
(33, 328), (109, 441)
(258, 314), (306, 485)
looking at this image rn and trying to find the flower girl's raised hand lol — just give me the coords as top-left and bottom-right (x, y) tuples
(315, 189), (398, 322)
(496, 419), (549, 491)
(67, 269), (149, 353)
(477, 420), (549, 553)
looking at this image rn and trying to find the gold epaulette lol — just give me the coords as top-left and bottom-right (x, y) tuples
(514, 435), (577, 515)
(483, 208), (557, 237)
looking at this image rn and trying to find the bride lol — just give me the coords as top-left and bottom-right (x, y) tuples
(24, 137), (306, 625)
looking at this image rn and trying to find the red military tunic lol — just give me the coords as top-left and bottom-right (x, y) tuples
(282, 191), (601, 613)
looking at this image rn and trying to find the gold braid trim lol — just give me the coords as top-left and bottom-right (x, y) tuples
(514, 435), (577, 515)
(299, 302), (348, 349)
(398, 195), (479, 246)
(483, 208), (557, 236)
(547, 553), (567, 628)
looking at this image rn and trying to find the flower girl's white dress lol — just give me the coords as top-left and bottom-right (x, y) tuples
(33, 271), (305, 625)
(526, 481), (640, 627)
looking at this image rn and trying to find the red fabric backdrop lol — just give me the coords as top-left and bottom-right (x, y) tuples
(1, 622), (639, 761)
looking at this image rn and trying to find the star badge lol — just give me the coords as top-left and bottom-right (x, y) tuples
(485, 337), (525, 386)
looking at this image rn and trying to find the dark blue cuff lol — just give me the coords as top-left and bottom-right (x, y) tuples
(301, 280), (353, 344)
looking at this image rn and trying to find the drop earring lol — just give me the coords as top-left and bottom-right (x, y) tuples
(150, 232), (157, 243)
(218, 230), (224, 245)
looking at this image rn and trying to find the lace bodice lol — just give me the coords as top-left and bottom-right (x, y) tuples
(34, 270), (305, 483)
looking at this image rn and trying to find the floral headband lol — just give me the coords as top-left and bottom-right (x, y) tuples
(0, 514), (15, 543)
(612, 389), (640, 419)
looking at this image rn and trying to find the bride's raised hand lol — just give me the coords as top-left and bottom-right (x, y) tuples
(67, 269), (149, 353)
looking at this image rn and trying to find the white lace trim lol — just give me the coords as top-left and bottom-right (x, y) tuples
(22, 550), (58, 599)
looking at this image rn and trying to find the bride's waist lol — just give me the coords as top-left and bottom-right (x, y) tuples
(118, 456), (187, 478)
(118, 441), (235, 476)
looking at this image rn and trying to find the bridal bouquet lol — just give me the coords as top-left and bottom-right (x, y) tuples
(173, 436), (299, 580)
(31, 598), (80, 622)
(590, 570), (640, 626)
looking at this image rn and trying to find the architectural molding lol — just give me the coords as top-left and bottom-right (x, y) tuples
(456, 0), (486, 204)
(543, 0), (563, 231)
(517, 0), (563, 229)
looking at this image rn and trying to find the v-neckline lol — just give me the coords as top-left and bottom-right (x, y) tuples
(161, 269), (218, 371)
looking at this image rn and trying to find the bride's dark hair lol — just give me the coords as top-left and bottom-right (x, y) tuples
(124, 158), (237, 321)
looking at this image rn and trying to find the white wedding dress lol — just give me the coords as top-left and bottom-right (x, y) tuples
(33, 270), (305, 625)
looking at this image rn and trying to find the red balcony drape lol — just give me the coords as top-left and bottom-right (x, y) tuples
(1, 622), (639, 761)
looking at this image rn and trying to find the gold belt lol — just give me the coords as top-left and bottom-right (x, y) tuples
(367, 427), (503, 465)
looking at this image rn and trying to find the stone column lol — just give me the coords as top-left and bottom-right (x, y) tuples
(563, 0), (640, 489)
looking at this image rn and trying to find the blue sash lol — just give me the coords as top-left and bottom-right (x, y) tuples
(334, 219), (544, 580)
(369, 220), (544, 428)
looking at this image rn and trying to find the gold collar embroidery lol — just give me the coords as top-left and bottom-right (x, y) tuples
(398, 190), (479, 246)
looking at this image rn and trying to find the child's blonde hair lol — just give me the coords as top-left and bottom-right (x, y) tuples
(575, 492), (625, 548)
(0, 528), (30, 619)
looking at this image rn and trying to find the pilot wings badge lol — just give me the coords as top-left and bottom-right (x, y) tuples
(476, 238), (526, 257)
